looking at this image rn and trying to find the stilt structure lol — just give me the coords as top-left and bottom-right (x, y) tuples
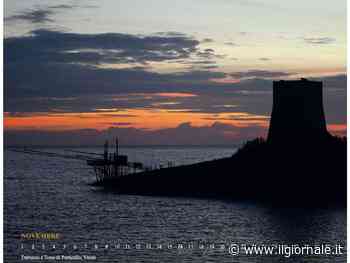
(86, 138), (143, 182)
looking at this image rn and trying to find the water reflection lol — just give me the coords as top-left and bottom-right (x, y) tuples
(4, 148), (346, 263)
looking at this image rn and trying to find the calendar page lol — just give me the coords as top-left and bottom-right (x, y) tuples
(4, 1), (347, 262)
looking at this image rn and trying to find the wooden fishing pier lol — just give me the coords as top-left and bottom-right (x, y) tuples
(86, 139), (144, 182)
(9, 138), (147, 183)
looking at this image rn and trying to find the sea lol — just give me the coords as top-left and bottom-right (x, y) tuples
(4, 146), (346, 262)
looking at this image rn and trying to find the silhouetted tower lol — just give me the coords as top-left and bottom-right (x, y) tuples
(267, 78), (329, 144)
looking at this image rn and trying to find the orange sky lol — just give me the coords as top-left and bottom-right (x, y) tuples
(4, 109), (346, 137)
(4, 109), (269, 131)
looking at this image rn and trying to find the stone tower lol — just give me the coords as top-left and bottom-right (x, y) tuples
(267, 78), (329, 144)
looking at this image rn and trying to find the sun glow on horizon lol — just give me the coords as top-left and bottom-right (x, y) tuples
(4, 108), (346, 138)
(4, 109), (269, 131)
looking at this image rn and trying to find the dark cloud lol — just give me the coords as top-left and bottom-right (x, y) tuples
(4, 28), (227, 106)
(3, 27), (346, 135)
(303, 37), (336, 45)
(312, 74), (347, 125)
(5, 4), (97, 24)
(4, 64), (273, 115)
(196, 48), (226, 59)
(5, 9), (54, 24)
(5, 53), (346, 126)
(4, 29), (225, 106)
(5, 61), (226, 100)
(5, 29), (200, 65)
(4, 75), (346, 146)
(229, 70), (293, 79)
(200, 65), (219, 69)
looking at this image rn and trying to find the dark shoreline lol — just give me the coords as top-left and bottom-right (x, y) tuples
(92, 136), (347, 207)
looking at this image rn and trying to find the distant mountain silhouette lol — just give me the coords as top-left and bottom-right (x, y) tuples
(95, 78), (346, 206)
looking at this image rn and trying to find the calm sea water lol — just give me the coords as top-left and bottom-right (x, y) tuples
(4, 147), (346, 262)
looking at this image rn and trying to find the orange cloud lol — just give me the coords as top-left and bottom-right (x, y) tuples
(4, 109), (268, 131)
(4, 110), (344, 139)
(327, 124), (347, 136)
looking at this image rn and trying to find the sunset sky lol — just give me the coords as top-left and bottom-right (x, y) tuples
(4, 0), (347, 145)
